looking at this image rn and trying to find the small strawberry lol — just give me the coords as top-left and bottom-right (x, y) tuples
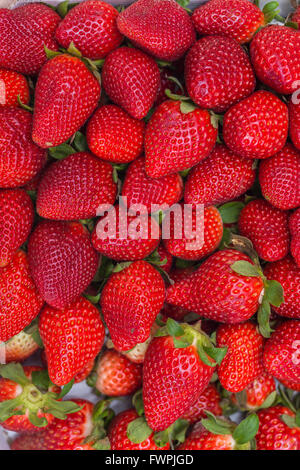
(259, 143), (300, 210)
(0, 250), (43, 343)
(32, 54), (101, 149)
(0, 3), (60, 75)
(86, 105), (145, 163)
(102, 47), (160, 120)
(0, 107), (47, 188)
(181, 384), (222, 424)
(39, 296), (105, 386)
(231, 371), (276, 411)
(36, 152), (117, 220)
(0, 189), (34, 267)
(100, 261), (165, 351)
(256, 406), (300, 450)
(55, 0), (123, 60)
(184, 144), (256, 207)
(223, 91), (288, 159)
(117, 0), (195, 62)
(95, 349), (142, 396)
(288, 98), (300, 151)
(145, 100), (218, 178)
(4, 329), (40, 364)
(28, 221), (99, 310)
(0, 68), (29, 107)
(290, 209), (300, 267)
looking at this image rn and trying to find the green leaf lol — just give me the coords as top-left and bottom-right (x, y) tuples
(153, 429), (169, 448)
(0, 398), (23, 422)
(132, 390), (144, 417)
(280, 414), (298, 429)
(264, 280), (284, 307)
(93, 438), (111, 450)
(197, 344), (216, 367)
(56, 0), (69, 17)
(173, 337), (192, 348)
(295, 410), (300, 427)
(201, 417), (232, 435)
(67, 41), (82, 57)
(231, 260), (261, 277)
(165, 88), (189, 102)
(28, 413), (48, 428)
(31, 370), (50, 392)
(174, 0), (190, 7)
(166, 318), (184, 337)
(127, 417), (152, 444)
(219, 227), (232, 250)
(262, 1), (279, 13)
(203, 345), (227, 365)
(57, 379), (74, 399)
(171, 419), (189, 444)
(257, 298), (272, 338)
(72, 131), (88, 152)
(259, 391), (277, 409)
(180, 101), (197, 114)
(84, 292), (101, 304)
(233, 414), (259, 445)
(31, 329), (44, 348)
(0, 363), (29, 387)
(218, 202), (245, 224)
(44, 46), (61, 60)
(48, 143), (76, 159)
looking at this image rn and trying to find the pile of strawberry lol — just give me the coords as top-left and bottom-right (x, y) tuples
(0, 0), (299, 451)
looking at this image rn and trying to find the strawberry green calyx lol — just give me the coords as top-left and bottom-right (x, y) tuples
(262, 1), (281, 23)
(84, 399), (114, 446)
(218, 201), (245, 225)
(48, 131), (88, 158)
(164, 88), (197, 114)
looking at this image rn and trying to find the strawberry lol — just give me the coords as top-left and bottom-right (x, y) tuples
(0, 189), (34, 267)
(238, 199), (290, 262)
(290, 209), (300, 267)
(177, 422), (237, 450)
(28, 221), (99, 310)
(39, 296), (105, 386)
(145, 100), (218, 178)
(181, 384), (222, 424)
(184, 144), (256, 207)
(231, 371), (276, 411)
(102, 46), (160, 120)
(86, 105), (145, 163)
(0, 68), (29, 107)
(36, 152), (117, 220)
(143, 319), (226, 431)
(259, 143), (300, 210)
(55, 0), (123, 60)
(192, 0), (265, 44)
(250, 25), (300, 95)
(122, 156), (183, 214)
(184, 35), (255, 112)
(0, 250), (43, 343)
(117, 0), (195, 62)
(157, 244), (173, 273)
(4, 329), (40, 363)
(166, 249), (264, 324)
(263, 320), (300, 391)
(163, 204), (223, 260)
(95, 349), (142, 396)
(100, 260), (165, 351)
(32, 54), (101, 149)
(0, 107), (47, 188)
(288, 98), (300, 151)
(154, 68), (184, 107)
(223, 91), (288, 159)
(264, 256), (300, 319)
(256, 406), (300, 450)
(0, 3), (60, 75)
(41, 350), (95, 384)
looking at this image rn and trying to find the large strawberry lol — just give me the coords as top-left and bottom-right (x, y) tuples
(223, 91), (288, 159)
(102, 46), (160, 120)
(55, 0), (123, 60)
(184, 144), (256, 206)
(0, 250), (43, 343)
(4, 329), (40, 364)
(185, 35), (255, 112)
(290, 209), (300, 267)
(145, 100), (217, 178)
(231, 371), (276, 411)
(117, 0), (195, 62)
(256, 406), (300, 450)
(0, 3), (60, 75)
(181, 384), (222, 424)
(86, 105), (145, 163)
(0, 107), (47, 188)
(0, 189), (34, 267)
(0, 68), (29, 107)
(259, 143), (300, 210)
(36, 152), (117, 220)
(32, 54), (101, 148)
(100, 261), (165, 351)
(250, 25), (300, 95)
(28, 221), (99, 310)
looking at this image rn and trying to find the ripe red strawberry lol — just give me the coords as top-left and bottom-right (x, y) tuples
(166, 249), (264, 323)
(250, 25), (300, 95)
(108, 409), (170, 450)
(102, 47), (160, 120)
(0, 68), (29, 107)
(185, 35), (255, 112)
(288, 98), (300, 150)
(122, 156), (183, 213)
(223, 91), (288, 159)
(95, 349), (142, 396)
(263, 320), (300, 391)
(32, 54), (101, 149)
(0, 250), (43, 342)
(41, 350), (95, 384)
(117, 0), (195, 62)
(192, 0), (264, 44)
(0, 3), (60, 75)
(0, 189), (34, 267)
(28, 221), (99, 310)
(264, 256), (300, 319)
(145, 100), (218, 178)
(36, 152), (117, 220)
(162, 267), (195, 321)
(231, 371), (276, 410)
(100, 261), (165, 351)
(256, 406), (300, 450)
(216, 322), (264, 393)
(259, 143), (300, 210)
(238, 199), (290, 262)
(39, 296), (105, 386)
(4, 330), (40, 363)
(86, 105), (144, 163)
(181, 384), (222, 424)
(163, 204), (223, 260)
(184, 144), (256, 206)
(55, 0), (123, 60)
(290, 209), (300, 267)
(0, 107), (47, 188)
